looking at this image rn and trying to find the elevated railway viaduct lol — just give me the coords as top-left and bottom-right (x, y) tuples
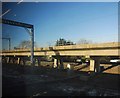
(1, 42), (120, 73)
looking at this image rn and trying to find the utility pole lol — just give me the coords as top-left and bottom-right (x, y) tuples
(1, 18), (34, 65)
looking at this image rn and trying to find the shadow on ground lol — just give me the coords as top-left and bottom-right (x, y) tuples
(2, 63), (120, 97)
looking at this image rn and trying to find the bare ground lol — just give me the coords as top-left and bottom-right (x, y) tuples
(2, 63), (120, 97)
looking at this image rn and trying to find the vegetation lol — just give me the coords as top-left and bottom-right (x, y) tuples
(55, 38), (75, 46)
(55, 38), (93, 46)
(77, 39), (92, 44)
(14, 40), (37, 49)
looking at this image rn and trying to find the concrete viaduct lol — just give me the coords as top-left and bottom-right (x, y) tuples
(1, 42), (120, 73)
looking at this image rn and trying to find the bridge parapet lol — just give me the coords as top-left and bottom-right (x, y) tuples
(52, 42), (119, 50)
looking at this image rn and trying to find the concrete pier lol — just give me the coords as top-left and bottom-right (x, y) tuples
(7, 57), (10, 63)
(17, 58), (20, 65)
(90, 59), (95, 72)
(37, 58), (41, 66)
(94, 58), (100, 73)
(90, 58), (100, 73)
(54, 58), (58, 68)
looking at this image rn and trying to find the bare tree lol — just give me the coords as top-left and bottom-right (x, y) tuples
(16, 40), (37, 49)
(77, 39), (92, 44)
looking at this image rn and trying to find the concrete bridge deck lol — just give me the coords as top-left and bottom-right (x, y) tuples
(1, 42), (120, 56)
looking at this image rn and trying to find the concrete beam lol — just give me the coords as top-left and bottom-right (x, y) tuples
(1, 48), (119, 56)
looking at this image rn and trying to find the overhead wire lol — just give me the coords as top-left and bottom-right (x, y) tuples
(0, 0), (23, 18)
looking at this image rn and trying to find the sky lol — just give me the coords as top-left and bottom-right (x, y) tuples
(2, 2), (118, 50)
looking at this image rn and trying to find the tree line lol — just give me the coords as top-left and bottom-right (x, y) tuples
(55, 38), (92, 46)
(14, 38), (92, 49)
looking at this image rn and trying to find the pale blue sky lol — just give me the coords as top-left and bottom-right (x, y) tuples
(2, 2), (118, 49)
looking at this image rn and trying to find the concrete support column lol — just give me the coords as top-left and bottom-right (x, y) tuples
(54, 58), (58, 68)
(90, 59), (95, 71)
(37, 58), (41, 66)
(34, 58), (40, 66)
(90, 57), (101, 73)
(13, 57), (16, 64)
(94, 58), (100, 73)
(23, 59), (25, 65)
(10, 58), (13, 63)
(20, 58), (25, 65)
(17, 57), (20, 65)
(59, 58), (64, 69)
(7, 57), (10, 63)
(3, 57), (7, 63)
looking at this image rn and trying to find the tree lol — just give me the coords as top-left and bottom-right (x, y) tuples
(55, 38), (75, 46)
(55, 38), (66, 46)
(17, 40), (37, 49)
(66, 40), (74, 45)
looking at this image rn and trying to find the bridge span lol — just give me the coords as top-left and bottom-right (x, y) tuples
(1, 42), (120, 56)
(1, 42), (120, 73)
